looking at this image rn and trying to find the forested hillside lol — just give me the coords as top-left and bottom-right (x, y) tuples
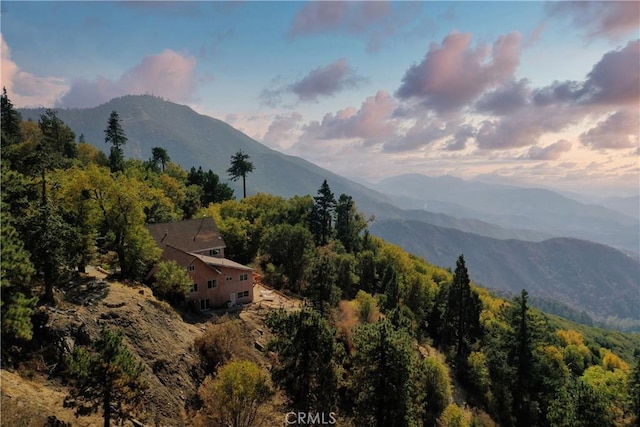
(3, 91), (640, 426)
(370, 219), (640, 330)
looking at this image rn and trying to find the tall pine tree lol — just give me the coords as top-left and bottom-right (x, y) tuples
(310, 180), (336, 246)
(104, 111), (127, 173)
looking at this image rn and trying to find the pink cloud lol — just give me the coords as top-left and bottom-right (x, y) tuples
(523, 139), (572, 160)
(383, 118), (460, 152)
(58, 49), (197, 108)
(289, 58), (366, 102)
(289, 1), (349, 37)
(585, 40), (640, 106)
(546, 1), (640, 41)
(288, 1), (413, 52)
(396, 32), (521, 113)
(262, 112), (303, 149)
(260, 58), (366, 105)
(580, 108), (639, 150)
(0, 34), (68, 107)
(302, 90), (396, 141)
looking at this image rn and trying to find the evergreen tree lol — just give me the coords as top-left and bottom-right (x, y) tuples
(202, 169), (234, 205)
(0, 214), (37, 341)
(227, 150), (254, 199)
(509, 289), (537, 427)
(150, 146), (170, 172)
(335, 194), (367, 253)
(440, 255), (482, 366)
(266, 309), (339, 412)
(39, 109), (77, 162)
(0, 87), (22, 148)
(351, 320), (414, 427)
(310, 180), (336, 246)
(104, 111), (127, 173)
(69, 327), (148, 427)
(306, 248), (340, 316)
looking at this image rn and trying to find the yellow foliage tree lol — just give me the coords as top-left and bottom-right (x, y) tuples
(196, 360), (272, 427)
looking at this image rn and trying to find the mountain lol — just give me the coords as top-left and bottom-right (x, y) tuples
(598, 195), (640, 221)
(19, 96), (549, 243)
(369, 219), (640, 328)
(371, 173), (640, 253)
(19, 96), (640, 327)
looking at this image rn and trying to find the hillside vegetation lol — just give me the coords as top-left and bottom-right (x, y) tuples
(18, 95), (640, 328)
(4, 92), (640, 426)
(370, 219), (640, 330)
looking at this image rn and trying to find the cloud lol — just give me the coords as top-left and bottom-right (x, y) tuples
(580, 108), (639, 150)
(290, 58), (366, 102)
(58, 49), (197, 108)
(0, 34), (68, 107)
(522, 139), (572, 160)
(583, 40), (640, 106)
(531, 40), (639, 107)
(289, 1), (349, 37)
(262, 112), (303, 149)
(475, 79), (530, 115)
(288, 1), (415, 52)
(444, 124), (476, 151)
(260, 58), (366, 106)
(546, 1), (640, 41)
(395, 32), (521, 113)
(382, 117), (457, 153)
(301, 90), (396, 141)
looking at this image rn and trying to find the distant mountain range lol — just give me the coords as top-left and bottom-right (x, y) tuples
(369, 173), (639, 253)
(19, 95), (640, 328)
(369, 219), (640, 327)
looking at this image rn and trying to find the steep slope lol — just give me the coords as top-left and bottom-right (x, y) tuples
(369, 219), (640, 325)
(372, 173), (639, 252)
(19, 95), (391, 206)
(17, 96), (559, 243)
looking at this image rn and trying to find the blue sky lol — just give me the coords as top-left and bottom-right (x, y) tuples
(1, 1), (638, 196)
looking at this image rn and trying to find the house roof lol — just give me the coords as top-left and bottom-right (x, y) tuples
(190, 253), (253, 272)
(146, 217), (225, 253)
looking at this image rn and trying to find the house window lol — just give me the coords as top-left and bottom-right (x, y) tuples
(226, 276), (233, 282)
(188, 265), (195, 272)
(237, 290), (249, 298)
(200, 299), (210, 310)
(191, 283), (198, 293)
(239, 273), (248, 281)
(207, 279), (217, 289)
(209, 249), (220, 256)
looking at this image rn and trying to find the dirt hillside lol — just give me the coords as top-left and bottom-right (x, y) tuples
(1, 270), (301, 427)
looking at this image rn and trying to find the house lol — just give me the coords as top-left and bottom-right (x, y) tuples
(146, 217), (254, 310)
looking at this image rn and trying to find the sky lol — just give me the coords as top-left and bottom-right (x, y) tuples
(1, 1), (639, 197)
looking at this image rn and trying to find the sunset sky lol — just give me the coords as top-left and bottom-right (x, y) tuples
(1, 1), (638, 196)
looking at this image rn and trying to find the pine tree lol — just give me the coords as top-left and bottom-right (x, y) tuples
(266, 309), (339, 412)
(227, 150), (254, 199)
(335, 193), (367, 253)
(351, 320), (414, 427)
(1, 87), (22, 148)
(150, 146), (170, 172)
(104, 111), (127, 173)
(69, 327), (147, 427)
(440, 255), (482, 365)
(310, 180), (336, 246)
